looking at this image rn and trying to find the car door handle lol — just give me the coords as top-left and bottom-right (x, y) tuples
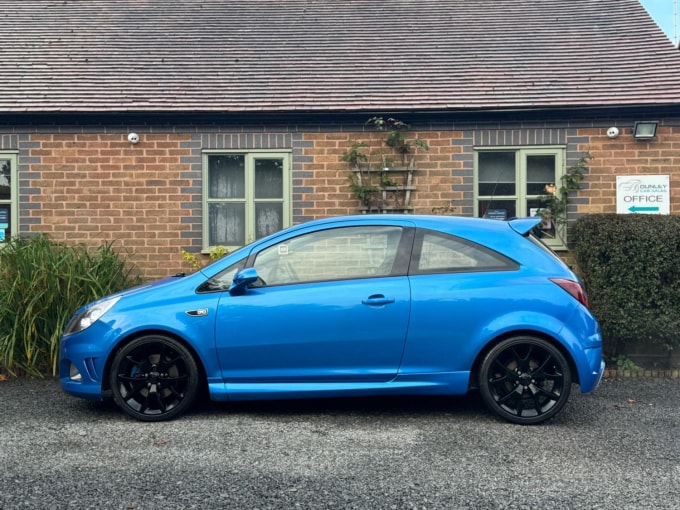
(361, 294), (395, 306)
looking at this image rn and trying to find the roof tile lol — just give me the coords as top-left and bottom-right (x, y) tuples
(1, 0), (679, 113)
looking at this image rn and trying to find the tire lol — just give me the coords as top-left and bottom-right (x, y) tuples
(109, 335), (199, 422)
(479, 336), (572, 425)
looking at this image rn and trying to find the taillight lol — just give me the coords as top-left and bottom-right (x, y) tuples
(550, 278), (590, 308)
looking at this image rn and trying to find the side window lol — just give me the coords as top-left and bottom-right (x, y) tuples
(253, 226), (404, 286)
(0, 154), (17, 244)
(411, 230), (517, 274)
(196, 257), (247, 292)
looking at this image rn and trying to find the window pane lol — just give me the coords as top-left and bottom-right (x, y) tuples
(254, 159), (283, 199)
(0, 159), (10, 200)
(209, 203), (245, 245)
(478, 152), (516, 196)
(527, 198), (557, 239)
(415, 232), (515, 272)
(526, 155), (556, 195)
(254, 226), (402, 285)
(478, 200), (516, 220)
(208, 155), (245, 199)
(255, 203), (283, 238)
(0, 206), (9, 242)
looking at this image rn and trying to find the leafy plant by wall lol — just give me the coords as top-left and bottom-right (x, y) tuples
(0, 236), (141, 376)
(572, 214), (680, 357)
(536, 151), (591, 244)
(341, 117), (429, 211)
(182, 245), (229, 270)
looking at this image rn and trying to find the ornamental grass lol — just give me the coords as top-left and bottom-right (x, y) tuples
(0, 235), (141, 376)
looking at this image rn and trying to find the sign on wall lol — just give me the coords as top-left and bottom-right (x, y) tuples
(616, 175), (670, 215)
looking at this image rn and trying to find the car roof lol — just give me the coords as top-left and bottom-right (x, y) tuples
(295, 214), (533, 238)
(284, 215), (546, 264)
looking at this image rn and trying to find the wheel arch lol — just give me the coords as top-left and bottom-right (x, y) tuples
(101, 329), (208, 396)
(468, 329), (579, 390)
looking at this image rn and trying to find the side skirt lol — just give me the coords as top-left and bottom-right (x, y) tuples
(207, 371), (471, 402)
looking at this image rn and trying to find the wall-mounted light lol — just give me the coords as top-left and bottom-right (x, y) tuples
(632, 121), (658, 140)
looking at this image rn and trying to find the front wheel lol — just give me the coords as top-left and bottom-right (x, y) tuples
(479, 336), (572, 425)
(109, 335), (199, 422)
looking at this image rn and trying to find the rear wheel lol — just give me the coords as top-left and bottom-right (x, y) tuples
(109, 335), (199, 422)
(479, 336), (572, 425)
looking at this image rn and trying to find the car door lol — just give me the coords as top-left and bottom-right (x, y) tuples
(215, 224), (414, 384)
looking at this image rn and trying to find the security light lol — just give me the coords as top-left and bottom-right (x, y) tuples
(632, 121), (658, 140)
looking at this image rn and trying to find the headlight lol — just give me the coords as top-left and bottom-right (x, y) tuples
(64, 296), (121, 335)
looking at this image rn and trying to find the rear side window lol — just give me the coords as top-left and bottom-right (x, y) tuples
(410, 230), (518, 274)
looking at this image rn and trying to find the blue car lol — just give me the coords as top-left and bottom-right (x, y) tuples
(59, 215), (604, 424)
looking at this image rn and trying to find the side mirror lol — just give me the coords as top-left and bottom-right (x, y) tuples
(228, 267), (259, 296)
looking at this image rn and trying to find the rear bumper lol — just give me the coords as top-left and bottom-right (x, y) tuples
(579, 345), (605, 393)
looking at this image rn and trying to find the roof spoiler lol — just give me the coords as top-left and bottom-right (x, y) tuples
(509, 217), (542, 236)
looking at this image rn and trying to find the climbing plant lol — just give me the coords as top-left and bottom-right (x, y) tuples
(341, 117), (429, 210)
(537, 151), (592, 239)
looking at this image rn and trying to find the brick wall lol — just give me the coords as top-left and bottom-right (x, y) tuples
(579, 125), (680, 214)
(297, 131), (467, 218)
(23, 133), (195, 280)
(3, 118), (679, 281)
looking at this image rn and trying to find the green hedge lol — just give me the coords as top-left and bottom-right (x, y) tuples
(572, 214), (680, 356)
(0, 236), (141, 376)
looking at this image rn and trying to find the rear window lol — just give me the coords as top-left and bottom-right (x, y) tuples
(410, 229), (518, 274)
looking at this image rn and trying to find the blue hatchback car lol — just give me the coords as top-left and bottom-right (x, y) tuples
(59, 215), (604, 424)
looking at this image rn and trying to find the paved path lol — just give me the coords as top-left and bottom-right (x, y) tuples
(0, 377), (678, 509)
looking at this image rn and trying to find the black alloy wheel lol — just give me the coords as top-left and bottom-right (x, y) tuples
(109, 335), (199, 422)
(479, 336), (572, 425)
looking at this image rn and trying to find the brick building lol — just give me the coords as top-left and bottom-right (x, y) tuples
(2, 0), (680, 280)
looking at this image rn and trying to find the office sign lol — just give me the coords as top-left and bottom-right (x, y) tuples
(616, 175), (669, 215)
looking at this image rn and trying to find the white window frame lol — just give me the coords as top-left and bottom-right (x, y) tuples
(202, 149), (292, 252)
(0, 152), (18, 245)
(474, 146), (566, 249)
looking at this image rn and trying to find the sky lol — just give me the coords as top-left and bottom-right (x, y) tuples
(639, 0), (678, 45)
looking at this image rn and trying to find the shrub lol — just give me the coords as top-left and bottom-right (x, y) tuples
(0, 236), (141, 376)
(572, 214), (680, 356)
(182, 245), (228, 270)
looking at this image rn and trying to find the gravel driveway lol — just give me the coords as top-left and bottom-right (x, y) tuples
(0, 376), (678, 509)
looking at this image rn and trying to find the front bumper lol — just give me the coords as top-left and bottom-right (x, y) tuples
(58, 323), (113, 401)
